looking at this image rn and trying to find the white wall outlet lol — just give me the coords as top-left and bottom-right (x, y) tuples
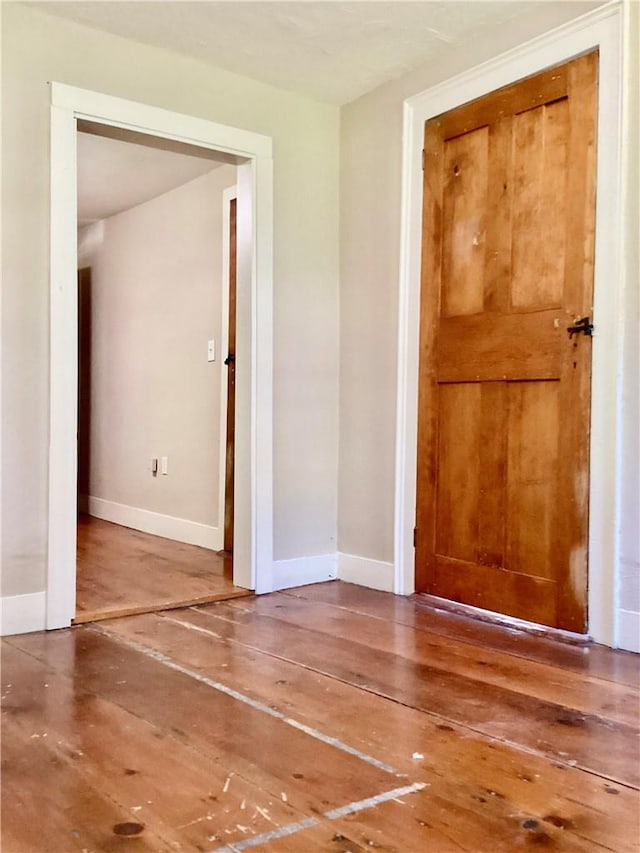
(161, 456), (168, 476)
(207, 339), (215, 362)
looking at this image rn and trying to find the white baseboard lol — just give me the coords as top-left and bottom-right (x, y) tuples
(272, 552), (395, 594)
(617, 609), (640, 653)
(87, 496), (222, 551)
(1, 592), (46, 636)
(272, 554), (337, 591)
(337, 553), (395, 592)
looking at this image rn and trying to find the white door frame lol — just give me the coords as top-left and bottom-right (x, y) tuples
(47, 84), (274, 630)
(394, 4), (625, 646)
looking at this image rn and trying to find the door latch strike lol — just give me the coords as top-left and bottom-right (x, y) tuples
(567, 317), (594, 338)
(413, 527), (418, 548)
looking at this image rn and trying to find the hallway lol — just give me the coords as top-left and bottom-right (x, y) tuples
(75, 515), (248, 623)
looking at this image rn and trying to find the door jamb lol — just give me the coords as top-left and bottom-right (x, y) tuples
(219, 185), (238, 550)
(394, 5), (624, 646)
(47, 84), (274, 629)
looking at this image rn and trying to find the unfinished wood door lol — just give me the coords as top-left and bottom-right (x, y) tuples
(223, 198), (237, 553)
(77, 268), (92, 507)
(415, 53), (598, 632)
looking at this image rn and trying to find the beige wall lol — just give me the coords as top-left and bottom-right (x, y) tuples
(1, 3), (340, 596)
(80, 166), (235, 527)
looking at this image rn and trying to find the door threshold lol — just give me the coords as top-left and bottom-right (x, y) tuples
(415, 594), (592, 646)
(73, 587), (252, 625)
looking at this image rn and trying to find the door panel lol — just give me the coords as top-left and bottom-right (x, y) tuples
(435, 383), (482, 563)
(415, 52), (598, 632)
(441, 128), (488, 317)
(512, 100), (568, 308)
(505, 381), (559, 580)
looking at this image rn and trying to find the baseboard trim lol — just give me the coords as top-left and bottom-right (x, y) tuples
(1, 592), (46, 636)
(337, 553), (395, 592)
(87, 497), (221, 551)
(618, 609), (640, 653)
(272, 554), (337, 591)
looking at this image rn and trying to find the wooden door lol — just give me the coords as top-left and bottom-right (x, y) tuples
(223, 198), (237, 553)
(415, 53), (598, 632)
(77, 267), (92, 509)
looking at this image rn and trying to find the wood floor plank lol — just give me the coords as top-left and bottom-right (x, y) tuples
(103, 610), (640, 852)
(242, 794), (517, 853)
(310, 792), (609, 853)
(179, 602), (640, 788)
(75, 515), (248, 623)
(4, 627), (397, 819)
(3, 582), (639, 853)
(284, 583), (640, 687)
(1, 716), (177, 852)
(229, 593), (638, 727)
(1, 643), (306, 852)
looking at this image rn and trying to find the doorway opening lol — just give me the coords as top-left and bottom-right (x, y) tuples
(72, 124), (247, 623)
(48, 84), (274, 630)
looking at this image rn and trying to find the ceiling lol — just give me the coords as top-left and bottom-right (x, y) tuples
(77, 130), (228, 224)
(34, 1), (539, 105)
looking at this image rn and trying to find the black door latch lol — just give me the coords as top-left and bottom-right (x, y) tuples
(567, 317), (594, 338)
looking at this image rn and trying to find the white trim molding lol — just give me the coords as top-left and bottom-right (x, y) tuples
(338, 554), (394, 593)
(86, 498), (222, 551)
(48, 84), (274, 629)
(272, 554), (337, 591)
(394, 4), (625, 646)
(617, 610), (640, 654)
(1, 592), (46, 636)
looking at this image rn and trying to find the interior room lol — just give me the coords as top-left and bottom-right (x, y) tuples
(1, 1), (638, 850)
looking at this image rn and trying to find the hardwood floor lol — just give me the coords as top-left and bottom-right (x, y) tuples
(2, 582), (639, 852)
(75, 515), (249, 623)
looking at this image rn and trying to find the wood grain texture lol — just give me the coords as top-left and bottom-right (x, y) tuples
(483, 118), (513, 313)
(478, 382), (508, 566)
(75, 514), (248, 623)
(436, 61), (569, 141)
(441, 127), (488, 317)
(435, 383), (481, 563)
(3, 583), (637, 852)
(436, 309), (562, 382)
(555, 52), (598, 633)
(415, 121), (444, 591)
(416, 52), (598, 631)
(77, 268), (92, 501)
(292, 582), (640, 687)
(506, 381), (560, 581)
(224, 196), (237, 553)
(512, 99), (568, 309)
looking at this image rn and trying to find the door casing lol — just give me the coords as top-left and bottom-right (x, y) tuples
(48, 84), (275, 630)
(394, 4), (625, 646)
